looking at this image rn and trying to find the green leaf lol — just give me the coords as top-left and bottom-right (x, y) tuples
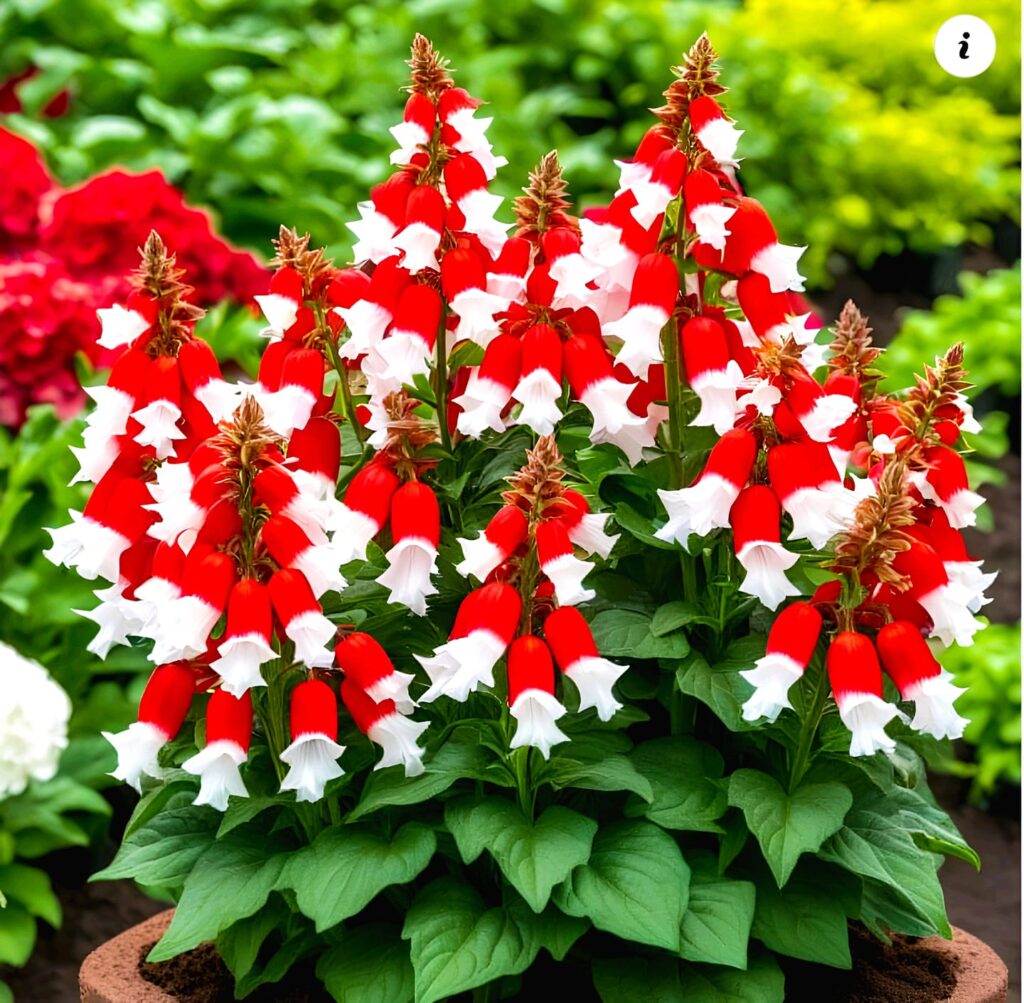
(216, 901), (287, 982)
(542, 751), (653, 802)
(589, 609), (689, 660)
(149, 831), (291, 960)
(676, 649), (759, 732)
(628, 737), (727, 833)
(402, 878), (587, 1003)
(554, 820), (689, 951)
(316, 924), (414, 1003)
(0, 864), (60, 927)
(679, 855), (755, 970)
(92, 805), (218, 888)
(728, 770), (852, 887)
(651, 601), (716, 636)
(593, 953), (784, 1003)
(0, 903), (35, 967)
(278, 823), (435, 932)
(445, 797), (596, 913)
(751, 867), (852, 968)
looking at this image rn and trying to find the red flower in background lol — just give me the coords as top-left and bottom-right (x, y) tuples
(0, 128), (56, 250)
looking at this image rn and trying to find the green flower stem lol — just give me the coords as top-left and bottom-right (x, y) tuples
(788, 657), (830, 793)
(434, 308), (452, 455)
(325, 336), (366, 448)
(512, 746), (534, 822)
(660, 317), (685, 491)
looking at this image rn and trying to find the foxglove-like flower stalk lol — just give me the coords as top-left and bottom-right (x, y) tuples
(537, 519), (595, 606)
(340, 679), (428, 777)
(603, 253), (678, 379)
(544, 606), (626, 721)
(740, 602), (821, 722)
(507, 636), (569, 759)
(455, 504), (529, 581)
(279, 678), (345, 802)
(335, 632), (417, 714)
(680, 316), (744, 434)
(876, 621), (967, 740)
(104, 662), (195, 791)
(212, 579), (277, 697)
(182, 688), (252, 811)
(268, 568), (335, 669)
(376, 481), (440, 615)
(730, 485), (800, 610)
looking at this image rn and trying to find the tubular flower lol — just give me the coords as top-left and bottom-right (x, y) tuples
(740, 602), (822, 723)
(710, 197), (806, 293)
(688, 95), (743, 167)
(680, 316), (744, 434)
(279, 679), (345, 803)
(512, 323), (563, 435)
(454, 333), (521, 438)
(455, 504), (529, 582)
(920, 509), (996, 613)
(603, 253), (679, 379)
(182, 689), (253, 811)
(730, 485), (800, 610)
(507, 636), (569, 759)
(261, 515), (346, 599)
(253, 464), (330, 545)
(544, 606), (626, 721)
(536, 519), (596, 607)
(340, 680), (428, 778)
(914, 445), (984, 530)
(442, 247), (509, 349)
(376, 481), (440, 615)
(876, 621), (968, 741)
(254, 266), (303, 337)
(684, 169), (736, 252)
(335, 632), (417, 715)
(268, 568), (336, 669)
(371, 283), (442, 387)
(287, 417), (341, 501)
(331, 462), (400, 563)
(557, 489), (619, 559)
(827, 632), (906, 758)
(211, 579), (277, 697)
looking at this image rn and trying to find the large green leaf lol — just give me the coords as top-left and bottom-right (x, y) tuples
(541, 751), (653, 802)
(679, 855), (755, 970)
(278, 822), (436, 932)
(589, 609), (690, 660)
(676, 647), (761, 732)
(445, 797), (596, 913)
(0, 864), (60, 928)
(628, 737), (727, 833)
(402, 878), (586, 1003)
(317, 924), (414, 1003)
(0, 903), (35, 968)
(728, 770), (852, 887)
(593, 953), (784, 1003)
(554, 820), (689, 951)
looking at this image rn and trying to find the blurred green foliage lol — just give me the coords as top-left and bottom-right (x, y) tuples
(1, 0), (1018, 285)
(937, 622), (1021, 804)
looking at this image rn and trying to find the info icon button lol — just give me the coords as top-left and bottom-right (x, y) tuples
(934, 15), (997, 78)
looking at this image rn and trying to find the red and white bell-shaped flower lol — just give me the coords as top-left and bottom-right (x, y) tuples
(442, 247), (509, 349)
(103, 662), (195, 791)
(680, 316), (744, 434)
(335, 632), (416, 714)
(785, 374), (858, 444)
(440, 87), (507, 179)
(179, 338), (241, 424)
(268, 568), (335, 669)
(512, 323), (564, 435)
(920, 510), (996, 614)
(418, 582), (521, 703)
(373, 283), (442, 386)
(131, 356), (185, 459)
(487, 238), (531, 301)
(331, 461), (400, 564)
(341, 679), (428, 777)
(257, 348), (326, 438)
(389, 91), (435, 165)
(914, 445), (984, 529)
(507, 636), (569, 759)
(657, 428), (757, 544)
(279, 678), (345, 802)
(827, 631), (905, 757)
(254, 464), (329, 545)
(80, 348), (150, 443)
(131, 541), (187, 625)
(730, 485), (800, 610)
(145, 458), (229, 550)
(443, 153), (508, 256)
(877, 621), (967, 740)
(262, 515), (346, 599)
(255, 266), (303, 338)
(454, 333), (521, 438)
(613, 125), (673, 193)
(212, 579), (277, 697)
(684, 169), (736, 252)
(182, 688), (252, 811)
(287, 417), (341, 502)
(740, 601), (821, 723)
(375, 481), (440, 616)
(603, 254), (679, 379)
(393, 185), (445, 274)
(537, 520), (595, 606)
(96, 291), (157, 350)
(544, 606), (626, 721)
(455, 504), (529, 581)
(335, 256), (409, 360)
(346, 173), (410, 265)
(715, 198), (805, 293)
(545, 229), (603, 311)
(557, 489), (619, 559)
(735, 273), (821, 369)
(689, 95), (743, 167)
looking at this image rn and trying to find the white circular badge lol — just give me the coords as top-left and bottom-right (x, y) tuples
(934, 15), (996, 77)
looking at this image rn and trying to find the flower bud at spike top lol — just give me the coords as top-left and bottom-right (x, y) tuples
(182, 689), (252, 811)
(454, 333), (521, 439)
(393, 185), (445, 273)
(268, 568), (335, 669)
(258, 347), (324, 438)
(212, 579), (276, 697)
(261, 514), (346, 599)
(373, 282), (442, 386)
(506, 636), (569, 760)
(254, 465), (329, 545)
(729, 485), (800, 611)
(389, 91), (436, 165)
(332, 461), (400, 563)
(544, 606), (626, 722)
(536, 519), (596, 607)
(512, 322), (564, 436)
(287, 417), (341, 499)
(876, 621), (968, 741)
(279, 678), (345, 803)
(563, 334), (643, 445)
(827, 632), (905, 758)
(96, 292), (157, 351)
(443, 246), (508, 349)
(688, 95), (743, 167)
(376, 481), (440, 616)
(487, 237), (531, 300)
(916, 445), (984, 529)
(455, 504), (529, 581)
(740, 601), (821, 723)
(255, 266), (303, 336)
(340, 680), (428, 778)
(103, 662), (195, 792)
(891, 541), (983, 648)
(680, 316), (744, 435)
(335, 632), (417, 714)
(656, 428), (757, 545)
(442, 153), (507, 256)
(684, 169), (736, 252)
(131, 355), (185, 460)
(785, 374), (858, 444)
(628, 147), (686, 229)
(603, 253), (678, 379)
(177, 338), (240, 424)
(711, 198), (805, 294)
(556, 489), (620, 559)
(768, 441), (858, 550)
(417, 582), (521, 703)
